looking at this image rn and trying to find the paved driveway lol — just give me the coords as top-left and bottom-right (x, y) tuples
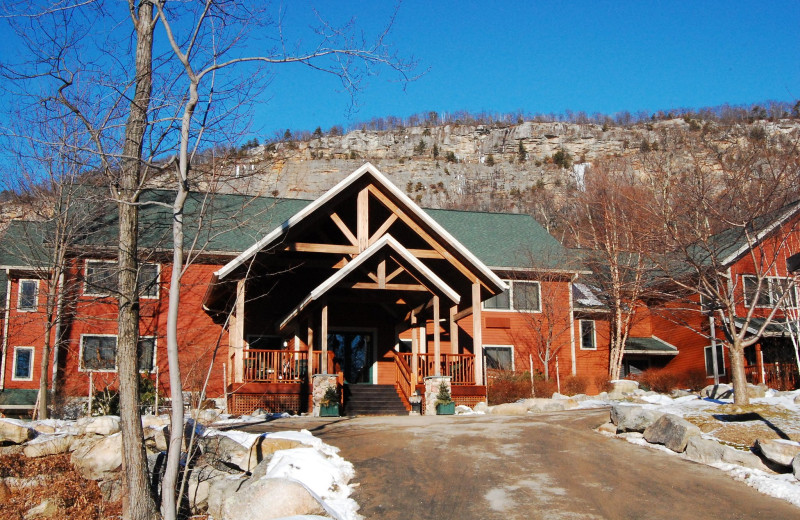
(242, 409), (799, 519)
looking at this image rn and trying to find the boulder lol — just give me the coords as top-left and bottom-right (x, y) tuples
(488, 402), (530, 416)
(144, 426), (169, 452)
(610, 380), (639, 394)
(523, 398), (578, 412)
(75, 416), (121, 436)
(221, 478), (326, 520)
(793, 454), (800, 481)
(244, 437), (303, 472)
(596, 422), (618, 435)
(701, 384), (733, 399)
(23, 435), (74, 458)
(685, 437), (771, 472)
(643, 414), (701, 452)
(141, 415), (170, 429)
(746, 384), (767, 399)
(610, 404), (663, 433)
(24, 498), (63, 519)
(671, 389), (694, 398)
(199, 434), (250, 471)
(187, 465), (232, 514)
(0, 419), (36, 444)
(196, 409), (222, 425)
(70, 432), (123, 480)
(455, 405), (473, 414)
(473, 402), (489, 413)
(98, 478), (123, 503)
(207, 476), (248, 520)
(755, 439), (800, 467)
(795, 394), (800, 405)
(30, 423), (56, 435)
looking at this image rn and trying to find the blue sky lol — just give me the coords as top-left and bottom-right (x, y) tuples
(0, 1), (798, 144)
(253, 0), (800, 137)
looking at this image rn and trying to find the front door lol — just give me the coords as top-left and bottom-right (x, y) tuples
(328, 331), (373, 384)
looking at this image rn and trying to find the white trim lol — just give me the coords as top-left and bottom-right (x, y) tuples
(79, 333), (118, 372)
(11, 346), (35, 381)
(214, 162), (507, 293)
(579, 319), (597, 351)
(483, 344), (515, 371)
(16, 279), (39, 312)
(83, 259), (116, 297)
(483, 280), (542, 313)
(721, 204), (800, 266)
(279, 234), (460, 331)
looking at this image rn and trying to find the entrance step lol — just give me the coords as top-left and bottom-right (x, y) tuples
(343, 384), (410, 416)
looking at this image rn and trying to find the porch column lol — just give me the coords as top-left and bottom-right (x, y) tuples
(433, 295), (441, 376)
(756, 342), (765, 384)
(307, 317), (315, 376)
(411, 310), (419, 384)
(321, 302), (329, 373)
(450, 305), (459, 354)
(472, 281), (483, 386)
(232, 279), (245, 383)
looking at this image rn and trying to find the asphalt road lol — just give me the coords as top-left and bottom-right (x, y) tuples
(242, 409), (800, 520)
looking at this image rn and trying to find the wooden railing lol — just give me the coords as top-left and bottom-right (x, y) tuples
(242, 349), (335, 383)
(745, 362), (799, 391)
(393, 352), (413, 403)
(397, 352), (475, 385)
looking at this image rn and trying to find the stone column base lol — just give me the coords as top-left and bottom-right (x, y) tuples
(424, 375), (452, 415)
(312, 374), (338, 417)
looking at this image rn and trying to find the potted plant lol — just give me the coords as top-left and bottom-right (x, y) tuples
(320, 385), (340, 417)
(435, 381), (455, 415)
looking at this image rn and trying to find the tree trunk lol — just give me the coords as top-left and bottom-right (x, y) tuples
(117, 4), (158, 519)
(729, 344), (750, 406)
(35, 281), (58, 420)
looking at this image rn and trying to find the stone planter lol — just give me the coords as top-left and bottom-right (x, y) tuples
(319, 404), (340, 417)
(436, 402), (455, 415)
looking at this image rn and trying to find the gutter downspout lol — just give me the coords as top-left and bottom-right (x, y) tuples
(569, 274), (577, 376)
(50, 272), (65, 394)
(0, 269), (12, 390)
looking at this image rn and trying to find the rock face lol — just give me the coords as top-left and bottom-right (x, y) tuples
(75, 416), (121, 436)
(220, 478), (326, 520)
(685, 437), (771, 472)
(0, 419), (36, 444)
(609, 380), (639, 395)
(610, 404), (663, 433)
(793, 454), (800, 481)
(199, 435), (250, 472)
(643, 414), (701, 452)
(23, 435), (74, 458)
(70, 432), (123, 480)
(755, 439), (800, 467)
(187, 465), (233, 514)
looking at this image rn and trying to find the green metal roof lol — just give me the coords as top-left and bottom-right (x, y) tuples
(0, 388), (37, 409)
(0, 189), (565, 270)
(625, 336), (678, 354)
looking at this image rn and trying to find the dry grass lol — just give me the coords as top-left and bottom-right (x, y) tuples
(683, 403), (800, 449)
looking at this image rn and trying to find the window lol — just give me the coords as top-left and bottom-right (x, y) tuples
(743, 275), (797, 308)
(580, 320), (596, 350)
(12, 347), (34, 381)
(704, 344), (726, 377)
(84, 261), (117, 296)
(138, 337), (156, 372)
(484, 345), (514, 371)
(484, 280), (541, 312)
(81, 335), (156, 372)
(138, 263), (160, 299)
(18, 279), (38, 311)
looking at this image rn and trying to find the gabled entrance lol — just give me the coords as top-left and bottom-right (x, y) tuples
(202, 163), (508, 414)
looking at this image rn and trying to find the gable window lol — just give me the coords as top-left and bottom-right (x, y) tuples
(580, 320), (596, 350)
(704, 344), (725, 377)
(84, 261), (117, 297)
(81, 335), (156, 372)
(18, 279), (38, 311)
(484, 281), (541, 312)
(743, 276), (797, 308)
(12, 347), (34, 381)
(484, 345), (514, 371)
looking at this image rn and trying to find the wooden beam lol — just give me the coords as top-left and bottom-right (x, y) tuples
(284, 243), (358, 254)
(378, 258), (386, 289)
(369, 213), (398, 245)
(307, 317), (314, 377)
(321, 302), (328, 373)
(367, 185), (480, 283)
(233, 279), (246, 383)
(472, 281), (483, 386)
(450, 304), (459, 354)
(453, 305), (474, 322)
(386, 266), (404, 283)
(411, 311), (419, 384)
(433, 295), (441, 376)
(357, 188), (369, 252)
(350, 282), (429, 292)
(407, 249), (443, 259)
(332, 257), (349, 268)
(331, 212), (358, 246)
